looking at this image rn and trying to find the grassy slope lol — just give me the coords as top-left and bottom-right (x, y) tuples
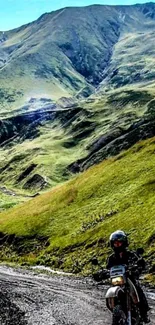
(0, 136), (155, 273)
(99, 30), (155, 91)
(1, 86), (154, 192)
(1, 4), (155, 112)
(0, 14), (88, 112)
(0, 86), (154, 193)
(0, 192), (27, 210)
(0, 116), (87, 190)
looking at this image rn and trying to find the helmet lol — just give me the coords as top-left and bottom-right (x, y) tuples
(109, 230), (128, 252)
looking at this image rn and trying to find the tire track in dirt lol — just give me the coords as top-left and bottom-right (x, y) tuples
(0, 267), (154, 325)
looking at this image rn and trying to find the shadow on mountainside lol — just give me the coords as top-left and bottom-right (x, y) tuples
(68, 117), (155, 173)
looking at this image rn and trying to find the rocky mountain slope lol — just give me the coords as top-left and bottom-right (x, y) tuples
(0, 3), (155, 111)
(1, 3), (155, 193)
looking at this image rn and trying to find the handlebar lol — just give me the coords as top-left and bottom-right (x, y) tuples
(92, 269), (110, 282)
(92, 263), (142, 282)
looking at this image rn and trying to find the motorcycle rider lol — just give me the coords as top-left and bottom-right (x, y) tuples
(106, 230), (150, 323)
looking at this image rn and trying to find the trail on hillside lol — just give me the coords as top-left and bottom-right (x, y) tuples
(0, 266), (154, 325)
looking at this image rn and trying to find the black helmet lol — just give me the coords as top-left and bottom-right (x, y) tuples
(109, 230), (128, 252)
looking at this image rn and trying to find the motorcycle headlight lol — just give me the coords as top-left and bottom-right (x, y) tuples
(111, 276), (125, 286)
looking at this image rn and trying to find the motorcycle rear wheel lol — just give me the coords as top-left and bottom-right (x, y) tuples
(112, 305), (127, 325)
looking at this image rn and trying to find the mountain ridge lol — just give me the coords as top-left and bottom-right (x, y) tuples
(0, 2), (155, 112)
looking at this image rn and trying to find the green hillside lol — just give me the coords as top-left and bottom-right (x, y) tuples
(1, 3), (155, 112)
(1, 3), (155, 195)
(0, 137), (155, 274)
(1, 86), (155, 193)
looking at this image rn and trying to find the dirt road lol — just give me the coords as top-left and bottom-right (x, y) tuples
(0, 266), (154, 325)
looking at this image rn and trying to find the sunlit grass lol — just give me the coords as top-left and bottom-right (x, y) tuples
(0, 137), (155, 273)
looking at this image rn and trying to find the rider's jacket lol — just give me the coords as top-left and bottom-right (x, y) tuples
(106, 249), (145, 273)
(106, 249), (150, 318)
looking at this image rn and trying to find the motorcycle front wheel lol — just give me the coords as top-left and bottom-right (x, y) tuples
(112, 305), (127, 325)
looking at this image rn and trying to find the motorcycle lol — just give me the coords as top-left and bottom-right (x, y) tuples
(91, 249), (145, 325)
